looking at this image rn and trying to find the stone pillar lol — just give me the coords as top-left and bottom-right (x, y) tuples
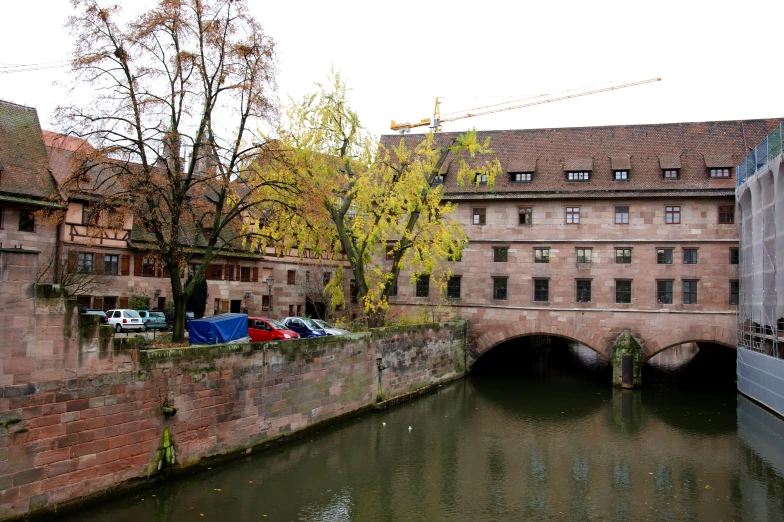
(611, 329), (642, 387)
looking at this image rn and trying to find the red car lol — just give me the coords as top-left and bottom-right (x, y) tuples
(248, 317), (300, 342)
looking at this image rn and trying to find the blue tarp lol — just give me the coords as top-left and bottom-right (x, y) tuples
(188, 313), (249, 345)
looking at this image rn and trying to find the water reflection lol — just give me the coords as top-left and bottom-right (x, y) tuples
(59, 378), (784, 522)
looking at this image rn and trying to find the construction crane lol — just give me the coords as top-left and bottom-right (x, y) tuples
(390, 77), (661, 133)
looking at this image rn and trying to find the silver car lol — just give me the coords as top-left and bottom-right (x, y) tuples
(312, 319), (350, 336)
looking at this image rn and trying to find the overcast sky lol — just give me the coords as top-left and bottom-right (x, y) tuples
(2, 0), (782, 141)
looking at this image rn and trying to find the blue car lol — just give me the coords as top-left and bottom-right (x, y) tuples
(280, 317), (327, 338)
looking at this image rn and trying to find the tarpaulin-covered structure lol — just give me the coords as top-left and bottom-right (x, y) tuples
(188, 313), (249, 345)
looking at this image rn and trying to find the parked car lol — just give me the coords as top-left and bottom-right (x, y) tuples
(163, 309), (196, 330)
(137, 310), (167, 330)
(105, 309), (146, 333)
(280, 317), (327, 338)
(82, 309), (109, 325)
(248, 317), (300, 342)
(312, 319), (350, 336)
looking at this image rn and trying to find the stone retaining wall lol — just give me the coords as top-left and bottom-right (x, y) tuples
(0, 322), (466, 520)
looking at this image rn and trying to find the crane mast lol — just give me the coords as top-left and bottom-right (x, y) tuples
(390, 77), (661, 133)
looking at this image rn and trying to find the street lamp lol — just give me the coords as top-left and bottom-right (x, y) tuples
(265, 275), (274, 316)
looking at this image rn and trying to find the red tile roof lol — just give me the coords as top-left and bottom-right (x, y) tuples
(0, 100), (61, 204)
(380, 118), (783, 197)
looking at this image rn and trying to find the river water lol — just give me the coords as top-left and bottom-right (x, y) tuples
(60, 344), (784, 522)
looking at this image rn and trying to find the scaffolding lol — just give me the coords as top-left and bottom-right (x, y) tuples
(736, 123), (783, 359)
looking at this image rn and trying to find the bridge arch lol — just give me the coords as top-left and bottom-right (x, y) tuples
(472, 320), (610, 367)
(643, 324), (736, 360)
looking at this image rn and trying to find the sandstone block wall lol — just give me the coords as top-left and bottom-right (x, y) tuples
(0, 322), (466, 520)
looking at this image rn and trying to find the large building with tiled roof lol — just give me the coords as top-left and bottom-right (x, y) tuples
(381, 117), (784, 379)
(0, 100), (63, 254)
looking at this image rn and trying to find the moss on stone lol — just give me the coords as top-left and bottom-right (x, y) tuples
(611, 329), (643, 387)
(114, 337), (143, 350)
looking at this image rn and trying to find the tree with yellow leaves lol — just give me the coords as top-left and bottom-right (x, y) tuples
(260, 76), (501, 327)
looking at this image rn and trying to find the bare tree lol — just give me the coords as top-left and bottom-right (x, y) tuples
(58, 0), (291, 340)
(37, 244), (110, 299)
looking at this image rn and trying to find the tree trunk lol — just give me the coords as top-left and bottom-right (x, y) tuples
(366, 309), (386, 328)
(171, 294), (188, 342)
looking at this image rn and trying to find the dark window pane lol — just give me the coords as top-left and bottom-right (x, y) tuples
(657, 249), (673, 264)
(518, 207), (532, 225)
(415, 275), (430, 297)
(534, 248), (549, 263)
(576, 279), (591, 303)
(718, 205), (734, 224)
(493, 277), (507, 300)
(534, 279), (549, 302)
(493, 247), (508, 262)
(615, 206), (629, 224)
(447, 276), (461, 299)
(730, 281), (739, 305)
(473, 208), (486, 225)
(19, 209), (35, 232)
(683, 280), (698, 304)
(616, 248), (632, 264)
(577, 248), (592, 263)
(616, 280), (632, 303)
(730, 248), (739, 264)
(657, 280), (673, 304)
(683, 249), (698, 264)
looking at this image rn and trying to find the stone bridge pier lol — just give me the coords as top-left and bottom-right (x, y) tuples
(462, 307), (736, 387)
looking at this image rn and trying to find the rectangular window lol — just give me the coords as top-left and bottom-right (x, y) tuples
(683, 280), (698, 304)
(566, 171), (590, 181)
(613, 170), (629, 181)
(576, 248), (592, 264)
(493, 247), (508, 263)
(208, 263), (222, 280)
(718, 205), (734, 224)
(683, 249), (698, 264)
(710, 168), (731, 178)
(475, 173), (487, 184)
(432, 174), (444, 185)
(511, 172), (532, 183)
(386, 247), (395, 260)
(389, 278), (398, 297)
(240, 266), (252, 282)
(657, 280), (673, 304)
(77, 253), (94, 273)
(104, 254), (119, 275)
(447, 246), (462, 262)
(616, 280), (632, 304)
(566, 207), (580, 224)
(615, 206), (629, 224)
(323, 272), (332, 286)
(730, 248), (739, 264)
(533, 279), (549, 302)
(350, 279), (358, 303)
(262, 295), (271, 311)
(214, 298), (220, 314)
(493, 277), (508, 300)
(657, 248), (673, 264)
(142, 257), (157, 277)
(534, 248), (550, 263)
(518, 207), (532, 225)
(415, 275), (430, 298)
(665, 206), (681, 224)
(287, 270), (296, 285)
(447, 276), (461, 299)
(663, 169), (680, 179)
(19, 209), (35, 232)
(576, 279), (591, 303)
(730, 281), (739, 305)
(615, 248), (632, 264)
(82, 205), (99, 225)
(472, 208), (486, 225)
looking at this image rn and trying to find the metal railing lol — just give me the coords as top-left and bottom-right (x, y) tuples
(737, 123), (784, 186)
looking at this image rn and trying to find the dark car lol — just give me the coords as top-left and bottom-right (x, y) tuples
(248, 317), (299, 342)
(280, 317), (327, 338)
(82, 309), (109, 324)
(164, 310), (196, 329)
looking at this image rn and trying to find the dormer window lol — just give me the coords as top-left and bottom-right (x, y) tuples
(613, 170), (629, 181)
(663, 169), (680, 179)
(704, 155), (733, 179)
(82, 205), (99, 225)
(611, 156), (631, 182)
(566, 171), (590, 181)
(710, 168), (731, 178)
(659, 154), (681, 179)
(432, 173), (445, 184)
(475, 173), (487, 184)
(564, 158), (593, 182)
(510, 172), (533, 183)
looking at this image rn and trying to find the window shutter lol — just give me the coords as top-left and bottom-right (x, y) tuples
(223, 264), (229, 281)
(155, 261), (162, 278)
(133, 255), (143, 276)
(228, 264), (235, 281)
(67, 251), (78, 272)
(252, 267), (259, 282)
(221, 299), (229, 313)
(95, 254), (105, 273)
(121, 255), (130, 276)
(119, 297), (129, 308)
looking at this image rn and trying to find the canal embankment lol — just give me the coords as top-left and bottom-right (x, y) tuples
(0, 306), (466, 521)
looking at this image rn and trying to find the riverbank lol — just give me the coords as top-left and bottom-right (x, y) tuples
(0, 321), (466, 521)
